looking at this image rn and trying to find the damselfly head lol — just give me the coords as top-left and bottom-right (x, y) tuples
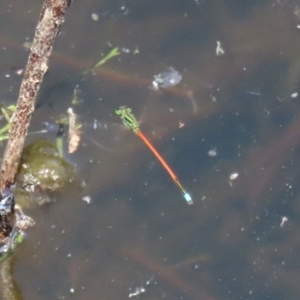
(115, 106), (130, 116)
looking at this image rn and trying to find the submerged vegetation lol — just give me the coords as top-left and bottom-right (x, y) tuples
(16, 139), (79, 208)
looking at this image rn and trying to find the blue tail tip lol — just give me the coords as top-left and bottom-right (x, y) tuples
(184, 193), (193, 205)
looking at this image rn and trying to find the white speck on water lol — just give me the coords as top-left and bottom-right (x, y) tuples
(280, 216), (288, 227)
(128, 286), (146, 298)
(208, 147), (218, 157)
(229, 172), (239, 180)
(91, 13), (99, 21)
(82, 196), (92, 204)
(291, 92), (298, 98)
(216, 41), (225, 56)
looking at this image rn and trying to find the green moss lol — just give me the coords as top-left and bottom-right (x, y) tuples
(15, 139), (79, 207)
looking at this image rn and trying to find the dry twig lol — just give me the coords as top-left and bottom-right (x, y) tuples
(0, 0), (70, 190)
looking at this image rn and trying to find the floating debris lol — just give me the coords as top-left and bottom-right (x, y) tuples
(15, 206), (35, 231)
(152, 67), (182, 89)
(216, 41), (225, 56)
(82, 196), (92, 204)
(91, 13), (99, 21)
(207, 148), (218, 157)
(12, 67), (24, 76)
(128, 286), (146, 298)
(119, 5), (129, 15)
(67, 108), (81, 153)
(291, 92), (298, 99)
(229, 172), (239, 187)
(121, 47), (130, 53)
(178, 121), (185, 128)
(280, 216), (288, 227)
(229, 172), (239, 180)
(128, 276), (154, 297)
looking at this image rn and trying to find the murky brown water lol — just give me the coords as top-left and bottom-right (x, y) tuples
(1, 0), (300, 299)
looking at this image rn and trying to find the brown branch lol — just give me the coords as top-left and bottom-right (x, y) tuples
(0, 0), (70, 190)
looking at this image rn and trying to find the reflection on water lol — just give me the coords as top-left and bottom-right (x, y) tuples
(1, 0), (300, 299)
